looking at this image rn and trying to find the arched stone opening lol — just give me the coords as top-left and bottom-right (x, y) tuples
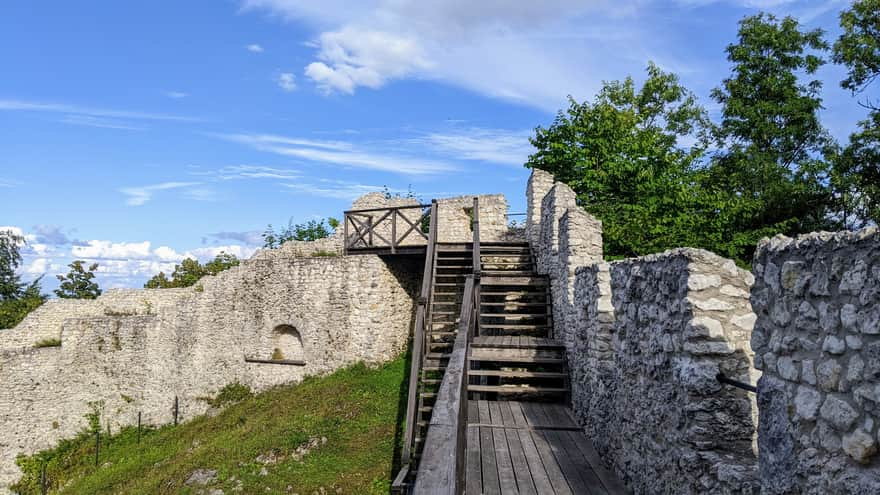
(270, 324), (304, 361)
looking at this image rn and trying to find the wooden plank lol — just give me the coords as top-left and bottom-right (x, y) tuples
(565, 431), (628, 495)
(498, 401), (515, 427)
(504, 427), (537, 495)
(543, 430), (590, 495)
(466, 426), (482, 495)
(480, 427), (501, 495)
(478, 400), (490, 425)
(543, 404), (576, 429)
(517, 428), (555, 495)
(492, 426), (518, 493)
(488, 401), (503, 427)
(509, 401), (530, 428)
(528, 429), (573, 495)
(555, 430), (607, 495)
(468, 400), (479, 424)
(521, 401), (551, 427)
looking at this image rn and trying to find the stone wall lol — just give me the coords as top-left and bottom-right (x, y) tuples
(751, 228), (880, 494)
(436, 194), (509, 243)
(527, 169), (759, 494)
(0, 205), (422, 493)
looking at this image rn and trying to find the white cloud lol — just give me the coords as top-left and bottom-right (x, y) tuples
(417, 128), (533, 166)
(280, 181), (385, 199)
(207, 164), (302, 180)
(0, 178), (18, 188)
(24, 258), (49, 275)
(0, 99), (199, 122)
(185, 245), (258, 260)
(58, 115), (144, 131)
(165, 91), (188, 98)
(153, 245), (184, 262)
(277, 72), (297, 91)
(119, 181), (202, 206)
(247, 43), (265, 52)
(217, 133), (455, 175)
(72, 240), (153, 260)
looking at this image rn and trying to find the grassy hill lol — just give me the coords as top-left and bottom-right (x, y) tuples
(12, 356), (409, 494)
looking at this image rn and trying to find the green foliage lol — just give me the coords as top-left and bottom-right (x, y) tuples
(205, 383), (253, 408)
(707, 13), (835, 261)
(833, 0), (880, 225)
(262, 218), (338, 248)
(271, 348), (285, 360)
(311, 250), (339, 257)
(833, 0), (880, 107)
(34, 338), (61, 348)
(144, 252), (239, 289)
(0, 231), (47, 328)
(527, 63), (715, 259)
(54, 260), (102, 299)
(0, 229), (25, 300)
(12, 357), (409, 494)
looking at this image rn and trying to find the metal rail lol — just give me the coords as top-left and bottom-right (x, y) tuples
(716, 372), (757, 393)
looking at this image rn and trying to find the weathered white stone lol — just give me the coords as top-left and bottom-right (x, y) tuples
(778, 357), (800, 381)
(688, 274), (721, 291)
(820, 396), (859, 431)
(689, 297), (736, 311)
(846, 335), (864, 351)
(686, 316), (725, 340)
(843, 429), (877, 464)
(841, 304), (859, 331)
(795, 386), (822, 420)
(731, 312), (757, 331)
(822, 335), (846, 355)
(817, 360), (843, 391)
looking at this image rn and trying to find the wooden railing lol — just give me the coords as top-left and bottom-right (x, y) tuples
(343, 204), (431, 254)
(412, 275), (476, 495)
(399, 201), (439, 470)
(412, 197), (480, 495)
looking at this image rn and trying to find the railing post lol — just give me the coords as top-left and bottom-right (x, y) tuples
(368, 215), (374, 247)
(472, 196), (481, 338)
(343, 213), (350, 255)
(391, 209), (397, 254)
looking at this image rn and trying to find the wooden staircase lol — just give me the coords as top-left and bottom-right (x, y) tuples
(469, 242), (569, 401)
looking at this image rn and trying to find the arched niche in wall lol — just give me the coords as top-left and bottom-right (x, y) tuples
(270, 324), (304, 361)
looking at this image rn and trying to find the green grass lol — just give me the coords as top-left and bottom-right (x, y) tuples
(33, 338), (61, 348)
(13, 356), (410, 494)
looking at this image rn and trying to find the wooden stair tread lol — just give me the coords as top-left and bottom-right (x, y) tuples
(468, 370), (566, 378)
(467, 385), (569, 393)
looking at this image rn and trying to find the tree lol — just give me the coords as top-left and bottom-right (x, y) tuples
(0, 230), (25, 300)
(833, 0), (880, 224)
(0, 230), (47, 328)
(833, 0), (880, 110)
(144, 252), (240, 289)
(527, 63), (716, 259)
(707, 13), (834, 260)
(262, 218), (338, 249)
(54, 261), (102, 299)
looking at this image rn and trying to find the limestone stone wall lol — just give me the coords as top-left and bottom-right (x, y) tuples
(436, 194), (509, 243)
(594, 249), (759, 493)
(526, 169), (554, 249)
(751, 228), (880, 494)
(0, 234), (419, 492)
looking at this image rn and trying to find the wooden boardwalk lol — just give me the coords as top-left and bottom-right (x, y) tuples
(466, 400), (626, 495)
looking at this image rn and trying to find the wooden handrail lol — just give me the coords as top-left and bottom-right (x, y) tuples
(472, 196), (480, 337)
(413, 276), (475, 495)
(401, 200), (439, 463)
(344, 204), (431, 252)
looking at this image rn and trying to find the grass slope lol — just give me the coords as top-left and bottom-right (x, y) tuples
(13, 357), (409, 494)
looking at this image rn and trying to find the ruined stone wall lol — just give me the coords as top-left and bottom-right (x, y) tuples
(525, 168), (554, 250)
(593, 249), (759, 494)
(751, 228), (880, 494)
(0, 210), (421, 493)
(436, 194), (509, 243)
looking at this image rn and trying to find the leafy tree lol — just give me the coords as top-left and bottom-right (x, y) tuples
(527, 63), (716, 259)
(833, 0), (880, 110)
(262, 218), (338, 249)
(707, 13), (835, 260)
(833, 0), (880, 224)
(144, 252), (240, 289)
(54, 260), (102, 299)
(0, 230), (47, 328)
(0, 230), (25, 300)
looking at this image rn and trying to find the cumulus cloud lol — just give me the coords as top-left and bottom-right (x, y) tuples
(31, 225), (72, 245)
(277, 72), (297, 91)
(72, 240), (153, 260)
(247, 43), (264, 52)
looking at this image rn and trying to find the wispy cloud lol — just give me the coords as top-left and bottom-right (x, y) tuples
(0, 99), (200, 122)
(415, 128), (533, 166)
(209, 230), (265, 246)
(119, 181), (202, 206)
(164, 91), (188, 99)
(0, 178), (19, 188)
(277, 72), (297, 92)
(280, 181), (386, 200)
(218, 132), (455, 175)
(247, 43), (264, 53)
(205, 165), (302, 181)
(58, 114), (144, 131)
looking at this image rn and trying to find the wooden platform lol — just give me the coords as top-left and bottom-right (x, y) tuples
(466, 400), (626, 495)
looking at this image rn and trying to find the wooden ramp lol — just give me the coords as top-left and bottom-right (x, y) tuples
(466, 400), (626, 495)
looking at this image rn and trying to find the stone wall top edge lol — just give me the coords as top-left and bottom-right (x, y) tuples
(608, 247), (737, 268)
(755, 227), (879, 257)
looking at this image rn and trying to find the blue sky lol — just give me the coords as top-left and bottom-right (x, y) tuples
(0, 0), (866, 290)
